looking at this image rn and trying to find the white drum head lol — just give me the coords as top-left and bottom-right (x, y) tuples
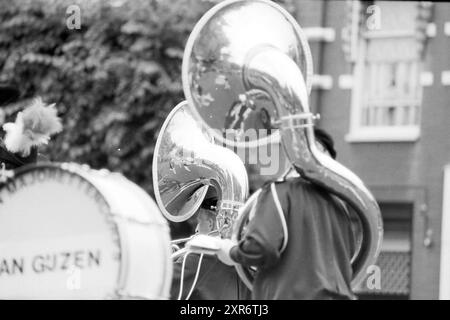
(0, 164), (171, 299)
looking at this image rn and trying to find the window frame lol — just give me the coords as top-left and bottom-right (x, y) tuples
(369, 184), (429, 300)
(346, 6), (423, 143)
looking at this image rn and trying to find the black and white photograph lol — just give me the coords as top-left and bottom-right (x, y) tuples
(0, 0), (449, 305)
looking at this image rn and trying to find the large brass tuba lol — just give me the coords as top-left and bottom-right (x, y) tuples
(181, 0), (383, 290)
(153, 101), (249, 256)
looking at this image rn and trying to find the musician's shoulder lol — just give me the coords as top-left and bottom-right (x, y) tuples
(267, 177), (309, 201)
(274, 176), (309, 188)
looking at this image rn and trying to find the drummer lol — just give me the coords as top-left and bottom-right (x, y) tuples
(170, 188), (251, 300)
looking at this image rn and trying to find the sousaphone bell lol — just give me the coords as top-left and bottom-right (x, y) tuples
(152, 101), (249, 257)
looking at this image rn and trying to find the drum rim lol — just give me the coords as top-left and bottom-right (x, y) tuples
(0, 162), (126, 299)
(1, 162), (172, 299)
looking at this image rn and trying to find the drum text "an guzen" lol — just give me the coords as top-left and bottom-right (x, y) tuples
(32, 250), (101, 274)
(0, 250), (101, 276)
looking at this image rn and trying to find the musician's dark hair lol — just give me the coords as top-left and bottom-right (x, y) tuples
(199, 186), (218, 211)
(314, 128), (337, 159)
(200, 197), (217, 211)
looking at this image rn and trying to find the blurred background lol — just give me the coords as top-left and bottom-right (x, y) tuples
(1, 0), (449, 300)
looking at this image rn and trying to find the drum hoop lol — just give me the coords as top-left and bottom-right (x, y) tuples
(2, 162), (171, 299)
(113, 177), (172, 298)
(1, 162), (125, 299)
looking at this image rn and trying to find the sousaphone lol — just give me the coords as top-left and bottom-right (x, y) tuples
(152, 101), (249, 257)
(182, 0), (383, 290)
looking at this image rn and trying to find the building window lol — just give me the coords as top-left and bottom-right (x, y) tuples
(360, 60), (421, 128)
(356, 202), (413, 299)
(346, 1), (426, 142)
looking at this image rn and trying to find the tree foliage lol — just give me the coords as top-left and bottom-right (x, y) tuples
(0, 0), (217, 195)
(0, 0), (293, 197)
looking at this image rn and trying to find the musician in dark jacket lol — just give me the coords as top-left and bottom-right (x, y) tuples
(214, 129), (357, 300)
(170, 193), (251, 300)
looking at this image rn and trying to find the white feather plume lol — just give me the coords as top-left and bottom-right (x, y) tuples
(2, 97), (62, 156)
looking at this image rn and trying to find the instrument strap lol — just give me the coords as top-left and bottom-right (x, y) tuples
(270, 183), (289, 253)
(185, 254), (204, 300)
(178, 252), (205, 300)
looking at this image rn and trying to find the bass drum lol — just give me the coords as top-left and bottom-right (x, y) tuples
(0, 163), (172, 299)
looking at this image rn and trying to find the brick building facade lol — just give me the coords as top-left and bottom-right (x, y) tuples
(292, 0), (450, 299)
